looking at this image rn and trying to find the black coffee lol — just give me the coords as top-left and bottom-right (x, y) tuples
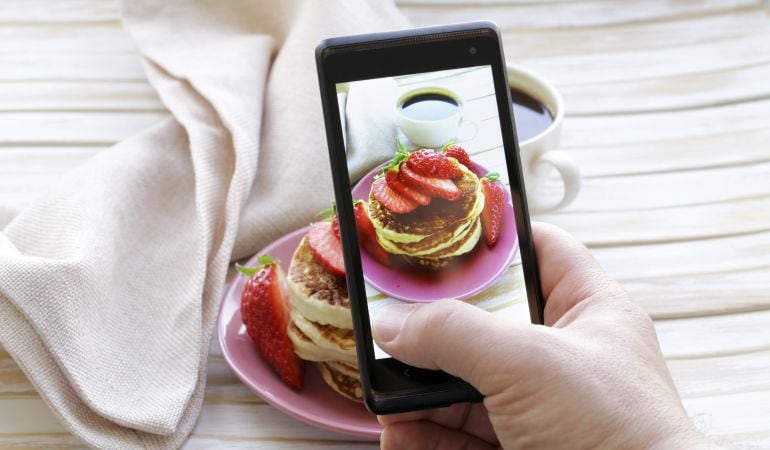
(399, 93), (459, 121)
(511, 88), (553, 142)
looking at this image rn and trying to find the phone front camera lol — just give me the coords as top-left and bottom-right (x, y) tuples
(469, 47), (477, 55)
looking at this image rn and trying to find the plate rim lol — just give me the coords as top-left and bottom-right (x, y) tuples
(352, 162), (518, 303)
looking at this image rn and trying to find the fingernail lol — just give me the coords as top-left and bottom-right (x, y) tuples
(373, 304), (416, 344)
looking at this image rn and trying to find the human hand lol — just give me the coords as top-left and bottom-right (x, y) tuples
(373, 222), (714, 449)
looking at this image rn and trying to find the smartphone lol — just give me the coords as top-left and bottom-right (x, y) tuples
(316, 21), (545, 415)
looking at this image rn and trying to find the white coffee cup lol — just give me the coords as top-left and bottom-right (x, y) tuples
(395, 87), (477, 148)
(507, 64), (580, 212)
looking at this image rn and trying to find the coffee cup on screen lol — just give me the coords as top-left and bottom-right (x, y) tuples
(507, 63), (580, 212)
(395, 87), (478, 149)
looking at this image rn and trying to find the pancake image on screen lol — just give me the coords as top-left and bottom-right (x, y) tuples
(286, 235), (363, 402)
(369, 159), (484, 269)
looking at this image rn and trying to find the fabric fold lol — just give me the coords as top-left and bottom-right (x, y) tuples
(0, 1), (409, 448)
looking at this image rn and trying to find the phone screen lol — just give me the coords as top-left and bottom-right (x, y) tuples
(336, 65), (531, 359)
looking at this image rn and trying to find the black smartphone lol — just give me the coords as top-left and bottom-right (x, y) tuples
(316, 21), (545, 415)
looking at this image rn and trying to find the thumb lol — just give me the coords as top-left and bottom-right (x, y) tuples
(372, 299), (543, 392)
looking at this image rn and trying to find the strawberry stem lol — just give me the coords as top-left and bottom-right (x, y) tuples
(380, 139), (410, 175)
(483, 172), (500, 182)
(440, 140), (456, 152)
(316, 201), (337, 219)
(236, 254), (277, 276)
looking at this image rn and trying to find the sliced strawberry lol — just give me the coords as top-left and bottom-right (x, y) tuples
(372, 177), (419, 214)
(385, 169), (431, 206)
(238, 258), (305, 390)
(405, 148), (462, 179)
(354, 201), (390, 266)
(399, 164), (461, 202)
(307, 221), (346, 276)
(443, 144), (473, 170)
(480, 174), (505, 246)
(331, 216), (340, 240)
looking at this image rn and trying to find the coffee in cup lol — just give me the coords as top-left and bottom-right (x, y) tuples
(507, 63), (580, 212)
(396, 87), (477, 148)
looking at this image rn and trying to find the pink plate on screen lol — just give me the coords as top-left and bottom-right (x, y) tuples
(217, 227), (381, 440)
(352, 163), (518, 303)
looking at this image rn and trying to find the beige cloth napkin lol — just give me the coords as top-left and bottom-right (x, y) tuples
(344, 77), (401, 181)
(0, 1), (408, 448)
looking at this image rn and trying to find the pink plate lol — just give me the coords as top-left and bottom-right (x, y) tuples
(352, 163), (518, 303)
(217, 227), (381, 440)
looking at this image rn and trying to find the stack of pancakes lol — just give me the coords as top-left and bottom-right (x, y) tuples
(286, 237), (363, 402)
(369, 163), (484, 269)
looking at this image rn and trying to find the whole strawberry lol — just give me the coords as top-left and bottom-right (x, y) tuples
(238, 256), (304, 389)
(442, 143), (473, 170)
(354, 201), (390, 266)
(480, 173), (505, 246)
(406, 148), (462, 179)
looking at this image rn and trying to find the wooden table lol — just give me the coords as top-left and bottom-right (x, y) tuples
(2, 0), (769, 448)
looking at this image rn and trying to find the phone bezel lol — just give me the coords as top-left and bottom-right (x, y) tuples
(316, 21), (545, 415)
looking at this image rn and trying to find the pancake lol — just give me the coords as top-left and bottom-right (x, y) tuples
(291, 311), (356, 356)
(317, 362), (363, 402)
(287, 237), (352, 329)
(369, 164), (482, 245)
(403, 218), (482, 269)
(287, 321), (357, 364)
(369, 163), (484, 266)
(379, 213), (480, 257)
(286, 232), (362, 402)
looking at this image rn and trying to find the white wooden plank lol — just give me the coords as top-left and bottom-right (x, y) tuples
(592, 230), (770, 280)
(0, 434), (86, 449)
(0, 53), (146, 81)
(204, 358), (265, 404)
(497, 9), (770, 59)
(561, 63), (770, 115)
(0, 0), (119, 23)
(0, 147), (103, 170)
(400, 0), (757, 30)
(669, 349), (770, 399)
(0, 357), (36, 397)
(567, 128), (770, 178)
(656, 310), (770, 359)
(0, 399), (67, 434)
(684, 390), (770, 436)
(549, 160), (770, 213)
(184, 439), (376, 450)
(624, 266), (770, 319)
(0, 146), (104, 214)
(0, 81), (164, 111)
(561, 98), (770, 148)
(192, 403), (370, 441)
(518, 33), (770, 85)
(0, 112), (168, 144)
(540, 195), (770, 246)
(712, 431), (770, 449)
(0, 24), (135, 52)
